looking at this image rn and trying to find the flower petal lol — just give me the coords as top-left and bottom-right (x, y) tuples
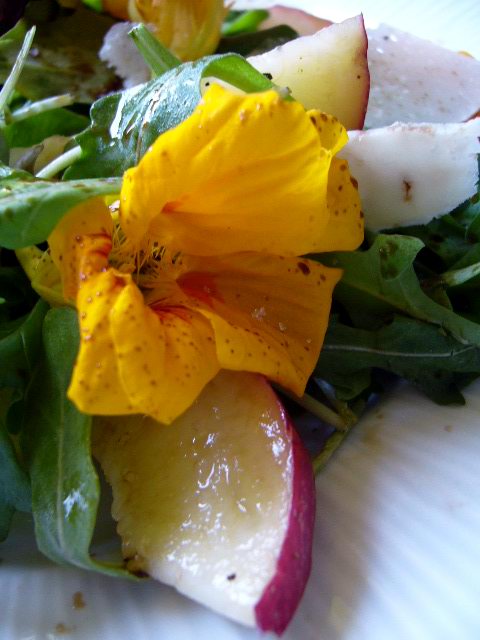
(306, 112), (364, 251)
(49, 198), (114, 301)
(317, 157), (364, 251)
(121, 84), (335, 257)
(109, 280), (219, 424)
(165, 252), (342, 396)
(103, 0), (130, 20)
(15, 247), (65, 307)
(307, 110), (349, 156)
(68, 270), (134, 415)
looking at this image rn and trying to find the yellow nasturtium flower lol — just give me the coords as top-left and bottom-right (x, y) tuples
(102, 0), (130, 20)
(103, 0), (226, 60)
(49, 85), (363, 424)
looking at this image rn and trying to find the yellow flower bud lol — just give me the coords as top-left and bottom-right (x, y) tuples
(128, 0), (227, 61)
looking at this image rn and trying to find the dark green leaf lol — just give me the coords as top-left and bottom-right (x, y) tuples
(317, 316), (480, 404)
(0, 166), (121, 248)
(4, 108), (89, 148)
(398, 214), (472, 269)
(0, 389), (31, 541)
(217, 25), (298, 56)
(0, 265), (38, 321)
(318, 234), (480, 346)
(22, 307), (129, 575)
(397, 188), (480, 272)
(65, 54), (273, 179)
(0, 9), (117, 103)
(0, 299), (48, 392)
(0, 129), (8, 164)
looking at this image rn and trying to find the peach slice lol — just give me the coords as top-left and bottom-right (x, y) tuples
(248, 15), (370, 130)
(93, 370), (315, 634)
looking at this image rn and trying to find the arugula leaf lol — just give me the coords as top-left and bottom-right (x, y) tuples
(217, 25), (298, 56)
(317, 316), (480, 404)
(83, 0), (103, 11)
(0, 389), (31, 541)
(0, 301), (46, 541)
(129, 24), (181, 76)
(318, 234), (480, 346)
(0, 166), (121, 248)
(4, 107), (89, 148)
(0, 265), (38, 321)
(0, 299), (48, 392)
(0, 129), (8, 164)
(399, 214), (473, 269)
(398, 189), (480, 271)
(65, 54), (273, 179)
(0, 8), (117, 103)
(221, 10), (269, 36)
(21, 307), (130, 576)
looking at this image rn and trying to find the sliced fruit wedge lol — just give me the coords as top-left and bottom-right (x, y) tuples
(247, 15), (369, 130)
(259, 5), (332, 36)
(366, 24), (480, 128)
(93, 370), (315, 634)
(340, 118), (480, 230)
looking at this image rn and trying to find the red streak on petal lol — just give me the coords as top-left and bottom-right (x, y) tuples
(151, 304), (194, 325)
(178, 272), (224, 309)
(78, 232), (112, 282)
(163, 200), (183, 213)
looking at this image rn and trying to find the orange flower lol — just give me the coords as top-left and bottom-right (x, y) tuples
(49, 85), (363, 424)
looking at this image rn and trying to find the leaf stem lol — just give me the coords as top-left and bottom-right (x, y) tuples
(129, 24), (181, 77)
(9, 94), (75, 124)
(313, 426), (354, 474)
(278, 387), (349, 431)
(315, 378), (359, 428)
(0, 27), (36, 118)
(35, 146), (82, 179)
(430, 261), (480, 289)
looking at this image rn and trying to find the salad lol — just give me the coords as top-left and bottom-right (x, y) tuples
(1, 1), (480, 638)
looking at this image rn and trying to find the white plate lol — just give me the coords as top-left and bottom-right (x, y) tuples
(3, 2), (480, 639)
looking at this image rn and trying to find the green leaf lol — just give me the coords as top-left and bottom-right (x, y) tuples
(129, 24), (180, 76)
(398, 213), (471, 269)
(217, 25), (298, 56)
(0, 265), (38, 322)
(0, 27), (36, 118)
(317, 316), (480, 404)
(0, 299), (48, 392)
(65, 53), (273, 179)
(82, 0), (103, 11)
(0, 389), (31, 541)
(22, 307), (129, 576)
(318, 234), (480, 346)
(221, 10), (269, 36)
(0, 166), (121, 248)
(0, 9), (117, 104)
(398, 189), (480, 271)
(4, 108), (89, 148)
(0, 129), (8, 164)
